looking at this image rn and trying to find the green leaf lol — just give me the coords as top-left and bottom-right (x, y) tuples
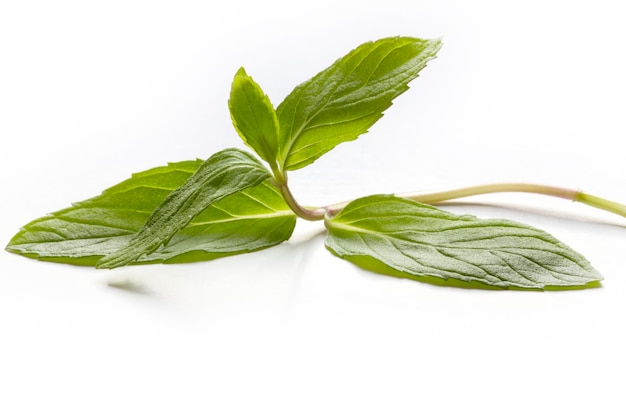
(324, 195), (603, 290)
(95, 148), (271, 268)
(141, 180), (296, 263)
(7, 154), (296, 266)
(229, 67), (280, 167)
(276, 36), (442, 171)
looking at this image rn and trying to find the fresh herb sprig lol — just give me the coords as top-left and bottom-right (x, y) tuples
(7, 36), (626, 289)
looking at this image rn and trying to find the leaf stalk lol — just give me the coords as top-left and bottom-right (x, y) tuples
(276, 176), (325, 221)
(321, 183), (626, 221)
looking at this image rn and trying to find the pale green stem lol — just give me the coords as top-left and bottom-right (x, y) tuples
(321, 183), (626, 221)
(575, 192), (626, 218)
(396, 183), (578, 204)
(276, 179), (626, 222)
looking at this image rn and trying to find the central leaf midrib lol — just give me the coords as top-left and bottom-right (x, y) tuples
(327, 218), (586, 266)
(190, 209), (294, 226)
(328, 219), (591, 286)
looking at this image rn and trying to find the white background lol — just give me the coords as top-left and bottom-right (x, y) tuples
(1, 1), (625, 416)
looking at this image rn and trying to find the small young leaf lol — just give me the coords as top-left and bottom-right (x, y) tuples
(6, 160), (296, 266)
(95, 148), (272, 268)
(229, 67), (280, 167)
(276, 36), (442, 171)
(325, 195), (603, 289)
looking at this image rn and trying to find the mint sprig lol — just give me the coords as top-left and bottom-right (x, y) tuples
(7, 36), (625, 290)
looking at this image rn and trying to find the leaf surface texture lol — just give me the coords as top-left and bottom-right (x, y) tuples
(325, 195), (603, 289)
(229, 67), (280, 166)
(276, 36), (442, 171)
(7, 156), (296, 266)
